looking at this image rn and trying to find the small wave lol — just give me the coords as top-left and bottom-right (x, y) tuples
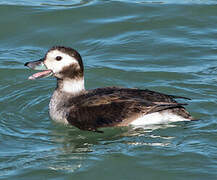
(0, 0), (95, 8)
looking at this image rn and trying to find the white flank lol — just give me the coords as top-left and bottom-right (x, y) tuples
(62, 78), (85, 94)
(130, 111), (190, 126)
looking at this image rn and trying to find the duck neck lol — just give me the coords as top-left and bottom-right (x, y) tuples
(56, 77), (85, 95)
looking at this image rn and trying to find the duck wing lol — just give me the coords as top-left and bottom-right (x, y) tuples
(66, 87), (189, 132)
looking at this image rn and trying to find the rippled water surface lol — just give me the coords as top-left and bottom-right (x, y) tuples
(0, 0), (217, 179)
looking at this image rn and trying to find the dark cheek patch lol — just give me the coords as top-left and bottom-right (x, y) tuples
(59, 64), (83, 79)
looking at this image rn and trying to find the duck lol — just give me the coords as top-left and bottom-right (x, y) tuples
(25, 46), (194, 133)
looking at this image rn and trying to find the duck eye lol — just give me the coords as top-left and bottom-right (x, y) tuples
(56, 56), (62, 61)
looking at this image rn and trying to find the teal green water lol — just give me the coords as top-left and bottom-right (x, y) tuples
(1, 1), (217, 179)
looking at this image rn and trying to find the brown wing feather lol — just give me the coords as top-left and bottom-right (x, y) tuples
(69, 86), (185, 106)
(82, 86), (190, 103)
(66, 87), (189, 132)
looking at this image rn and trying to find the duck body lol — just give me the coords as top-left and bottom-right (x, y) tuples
(49, 86), (192, 132)
(25, 46), (194, 133)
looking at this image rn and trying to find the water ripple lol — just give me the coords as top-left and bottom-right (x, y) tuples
(0, 0), (95, 8)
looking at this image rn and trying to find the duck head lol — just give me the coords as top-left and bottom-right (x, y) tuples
(25, 46), (84, 80)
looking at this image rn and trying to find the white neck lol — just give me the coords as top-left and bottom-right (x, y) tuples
(61, 78), (85, 94)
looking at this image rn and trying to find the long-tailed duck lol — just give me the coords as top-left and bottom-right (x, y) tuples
(25, 46), (194, 133)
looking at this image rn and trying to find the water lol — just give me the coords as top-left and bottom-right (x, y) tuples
(0, 0), (217, 179)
